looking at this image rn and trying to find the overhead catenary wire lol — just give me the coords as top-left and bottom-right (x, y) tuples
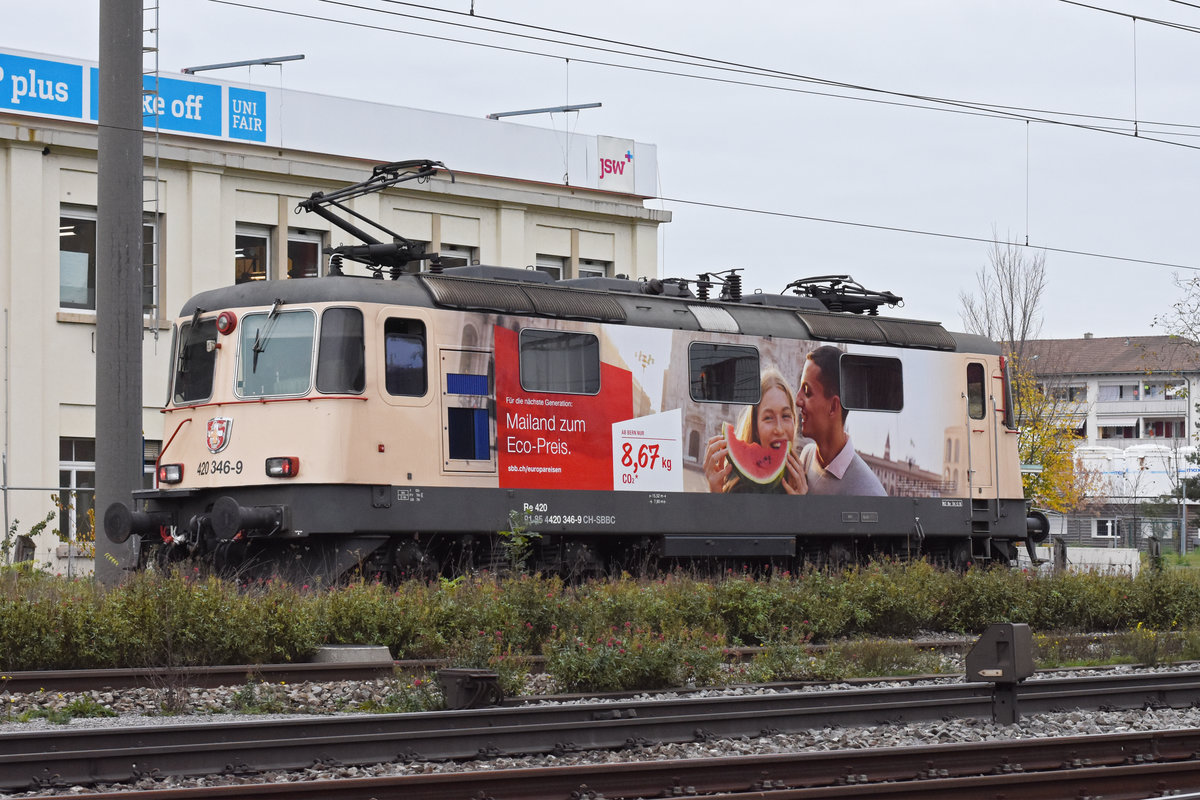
(200, 0), (1200, 274)
(211, 0), (1200, 150)
(656, 195), (1200, 273)
(376, 0), (1200, 135)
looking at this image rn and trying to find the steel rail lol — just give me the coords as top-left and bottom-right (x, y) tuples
(35, 728), (1200, 800)
(0, 640), (980, 693)
(0, 662), (400, 694)
(6, 669), (1200, 792)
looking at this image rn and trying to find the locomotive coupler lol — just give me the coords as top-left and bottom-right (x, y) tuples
(210, 496), (289, 540)
(103, 503), (173, 544)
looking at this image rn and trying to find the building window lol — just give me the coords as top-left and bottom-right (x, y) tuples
(1092, 519), (1117, 539)
(1098, 384), (1139, 402)
(143, 440), (161, 489)
(1047, 385), (1087, 402)
(59, 208), (159, 313)
(1142, 518), (1178, 540)
(439, 244), (477, 269)
(235, 224), (270, 283)
(519, 329), (600, 394)
(579, 259), (610, 279)
(689, 343), (760, 404)
(58, 437), (95, 544)
(287, 229), (323, 278)
(1145, 419), (1185, 439)
(535, 254), (565, 280)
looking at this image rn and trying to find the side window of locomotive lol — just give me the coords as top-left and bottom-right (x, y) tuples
(173, 318), (218, 404)
(317, 308), (365, 394)
(967, 362), (986, 420)
(237, 310), (316, 397)
(384, 318), (427, 396)
(688, 343), (760, 403)
(840, 355), (903, 412)
(519, 329), (600, 394)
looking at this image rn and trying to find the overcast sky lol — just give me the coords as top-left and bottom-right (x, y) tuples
(12, 0), (1200, 340)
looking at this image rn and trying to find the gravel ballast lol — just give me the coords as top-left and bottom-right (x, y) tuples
(1, 665), (1195, 796)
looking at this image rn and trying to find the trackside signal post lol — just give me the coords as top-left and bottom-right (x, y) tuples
(966, 623), (1034, 724)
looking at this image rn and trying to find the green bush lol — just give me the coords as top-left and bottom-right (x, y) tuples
(544, 624), (724, 692)
(8, 561), (1200, 679)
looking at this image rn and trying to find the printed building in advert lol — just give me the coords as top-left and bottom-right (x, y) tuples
(0, 47), (669, 571)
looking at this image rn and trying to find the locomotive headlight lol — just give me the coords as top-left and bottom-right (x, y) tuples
(216, 311), (237, 335)
(158, 464), (184, 484)
(265, 457), (300, 478)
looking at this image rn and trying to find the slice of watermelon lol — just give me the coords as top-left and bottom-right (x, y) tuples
(723, 422), (788, 490)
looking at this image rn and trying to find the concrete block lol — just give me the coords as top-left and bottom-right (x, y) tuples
(310, 645), (393, 664)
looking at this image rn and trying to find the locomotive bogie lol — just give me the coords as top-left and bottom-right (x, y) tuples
(106, 270), (1042, 582)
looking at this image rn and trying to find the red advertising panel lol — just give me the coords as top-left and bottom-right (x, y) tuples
(495, 325), (633, 489)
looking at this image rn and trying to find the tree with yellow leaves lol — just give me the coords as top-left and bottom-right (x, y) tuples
(959, 235), (1102, 512)
(1006, 357), (1104, 512)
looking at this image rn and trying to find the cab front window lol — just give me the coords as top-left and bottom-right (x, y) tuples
(237, 309), (316, 397)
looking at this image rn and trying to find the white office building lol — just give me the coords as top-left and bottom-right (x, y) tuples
(0, 47), (669, 570)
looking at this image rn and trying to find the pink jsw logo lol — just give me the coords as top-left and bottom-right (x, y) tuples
(599, 151), (633, 180)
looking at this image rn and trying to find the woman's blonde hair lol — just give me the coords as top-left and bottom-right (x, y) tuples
(734, 367), (796, 445)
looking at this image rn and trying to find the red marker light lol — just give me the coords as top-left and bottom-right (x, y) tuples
(158, 464), (184, 484)
(216, 311), (237, 335)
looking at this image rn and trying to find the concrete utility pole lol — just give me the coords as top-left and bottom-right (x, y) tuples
(95, 0), (144, 584)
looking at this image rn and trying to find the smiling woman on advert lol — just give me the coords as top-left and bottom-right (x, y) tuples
(702, 367), (806, 494)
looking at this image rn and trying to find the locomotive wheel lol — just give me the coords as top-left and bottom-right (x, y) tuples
(213, 538), (249, 575)
(154, 542), (188, 570)
(948, 539), (972, 573)
(815, 542), (853, 572)
(394, 539), (439, 581)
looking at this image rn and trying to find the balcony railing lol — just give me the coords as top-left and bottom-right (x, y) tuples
(1095, 398), (1187, 416)
(1090, 437), (1188, 451)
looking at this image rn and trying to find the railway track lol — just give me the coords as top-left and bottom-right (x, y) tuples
(16, 728), (1200, 799)
(5, 669), (1200, 794)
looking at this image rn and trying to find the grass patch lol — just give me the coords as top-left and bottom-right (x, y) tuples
(17, 696), (117, 724)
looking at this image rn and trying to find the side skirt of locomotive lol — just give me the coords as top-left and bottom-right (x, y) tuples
(107, 484), (1044, 582)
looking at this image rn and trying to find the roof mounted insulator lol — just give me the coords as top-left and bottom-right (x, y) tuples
(723, 270), (742, 303)
(693, 268), (743, 303)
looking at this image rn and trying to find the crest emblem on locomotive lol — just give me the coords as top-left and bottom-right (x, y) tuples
(206, 418), (233, 453)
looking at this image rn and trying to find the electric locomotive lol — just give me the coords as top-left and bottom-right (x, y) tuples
(104, 160), (1049, 581)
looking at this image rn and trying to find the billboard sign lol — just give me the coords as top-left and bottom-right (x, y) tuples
(0, 49), (265, 143)
(0, 52), (83, 118)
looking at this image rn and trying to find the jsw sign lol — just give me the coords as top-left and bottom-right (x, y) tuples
(600, 155), (630, 178)
(597, 135), (635, 193)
